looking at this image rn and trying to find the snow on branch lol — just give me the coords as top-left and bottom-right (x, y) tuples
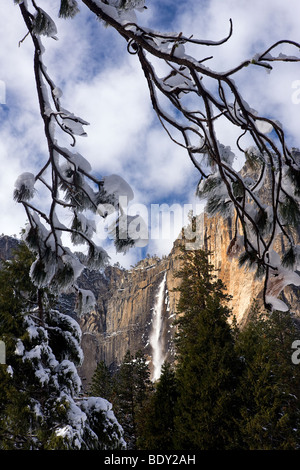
(80, 0), (300, 311)
(16, 0), (300, 311)
(17, 1), (144, 313)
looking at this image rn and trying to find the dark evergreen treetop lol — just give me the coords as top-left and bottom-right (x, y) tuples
(173, 248), (241, 450)
(235, 304), (300, 449)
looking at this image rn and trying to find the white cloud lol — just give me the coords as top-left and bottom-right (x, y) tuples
(176, 0), (300, 148)
(63, 59), (154, 174)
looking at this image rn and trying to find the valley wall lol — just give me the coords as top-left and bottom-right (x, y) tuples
(1, 211), (299, 390)
(76, 211), (300, 388)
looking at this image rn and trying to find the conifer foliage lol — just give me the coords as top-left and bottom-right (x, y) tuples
(138, 249), (300, 450)
(112, 350), (152, 449)
(7, 0), (300, 451)
(173, 248), (241, 450)
(0, 243), (124, 450)
(137, 362), (178, 451)
(90, 350), (153, 450)
(14, 1), (144, 317)
(235, 305), (300, 449)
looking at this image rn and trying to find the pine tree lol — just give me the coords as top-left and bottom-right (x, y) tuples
(15, 0), (300, 318)
(137, 362), (178, 450)
(173, 248), (241, 450)
(0, 243), (124, 450)
(235, 304), (300, 449)
(0, 242), (46, 449)
(89, 360), (113, 400)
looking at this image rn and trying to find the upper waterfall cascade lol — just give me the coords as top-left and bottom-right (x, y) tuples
(150, 272), (167, 382)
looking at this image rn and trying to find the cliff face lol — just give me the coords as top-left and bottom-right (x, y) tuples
(202, 213), (263, 326)
(0, 235), (19, 262)
(77, 211), (300, 388)
(1, 203), (299, 389)
(201, 212), (300, 326)
(0, 234), (182, 385)
(77, 243), (182, 386)
(77, 214), (255, 387)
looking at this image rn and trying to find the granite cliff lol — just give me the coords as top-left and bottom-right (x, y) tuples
(1, 205), (300, 389)
(0, 235), (19, 263)
(76, 211), (300, 388)
(76, 242), (182, 387)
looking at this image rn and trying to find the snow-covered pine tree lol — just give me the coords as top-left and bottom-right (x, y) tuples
(0, 243), (125, 450)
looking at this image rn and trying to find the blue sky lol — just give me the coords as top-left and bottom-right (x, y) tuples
(1, 0), (300, 268)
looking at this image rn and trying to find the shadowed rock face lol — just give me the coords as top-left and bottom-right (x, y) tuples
(0, 235), (19, 263)
(0, 234), (180, 386)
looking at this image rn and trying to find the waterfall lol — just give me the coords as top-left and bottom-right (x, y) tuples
(150, 272), (167, 382)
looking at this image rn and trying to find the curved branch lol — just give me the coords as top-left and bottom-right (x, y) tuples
(18, 0), (300, 311)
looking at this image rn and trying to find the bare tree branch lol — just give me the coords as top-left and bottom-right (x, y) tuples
(15, 0), (300, 311)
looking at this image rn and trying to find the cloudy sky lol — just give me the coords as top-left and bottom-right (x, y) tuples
(1, 0), (300, 268)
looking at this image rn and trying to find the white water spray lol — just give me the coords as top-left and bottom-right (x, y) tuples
(150, 272), (167, 382)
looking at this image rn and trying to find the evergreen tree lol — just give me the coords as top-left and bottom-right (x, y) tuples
(0, 243), (124, 450)
(0, 242), (47, 449)
(89, 360), (113, 400)
(235, 304), (300, 449)
(138, 362), (178, 450)
(173, 248), (241, 450)
(109, 350), (153, 449)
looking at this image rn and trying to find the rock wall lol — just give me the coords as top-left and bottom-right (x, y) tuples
(0, 235), (19, 263)
(1, 204), (299, 391)
(202, 213), (263, 326)
(201, 212), (300, 326)
(77, 210), (300, 388)
(78, 243), (182, 387)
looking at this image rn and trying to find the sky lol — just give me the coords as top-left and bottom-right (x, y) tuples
(1, 0), (300, 268)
